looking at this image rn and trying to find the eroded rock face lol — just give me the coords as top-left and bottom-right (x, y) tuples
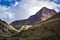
(10, 7), (57, 27)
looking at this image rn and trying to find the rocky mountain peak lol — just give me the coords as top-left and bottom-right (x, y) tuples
(10, 7), (57, 27)
(41, 7), (49, 10)
(35, 7), (57, 21)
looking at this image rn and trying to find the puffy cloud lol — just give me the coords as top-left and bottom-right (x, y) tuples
(0, 5), (15, 23)
(13, 2), (19, 7)
(0, 0), (60, 23)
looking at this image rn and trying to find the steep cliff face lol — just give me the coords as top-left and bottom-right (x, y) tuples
(10, 7), (57, 27)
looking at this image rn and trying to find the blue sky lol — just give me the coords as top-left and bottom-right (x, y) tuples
(0, 0), (60, 23)
(0, 0), (21, 7)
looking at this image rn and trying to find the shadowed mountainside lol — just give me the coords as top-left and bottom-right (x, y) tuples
(0, 19), (21, 36)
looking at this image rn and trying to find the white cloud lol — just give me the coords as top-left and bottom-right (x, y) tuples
(13, 2), (19, 7)
(11, 0), (60, 16)
(0, 0), (60, 23)
(0, 5), (15, 23)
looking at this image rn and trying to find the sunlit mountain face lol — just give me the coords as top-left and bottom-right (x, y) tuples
(0, 0), (60, 23)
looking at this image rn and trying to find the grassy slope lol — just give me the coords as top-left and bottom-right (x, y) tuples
(0, 20), (20, 38)
(17, 13), (60, 40)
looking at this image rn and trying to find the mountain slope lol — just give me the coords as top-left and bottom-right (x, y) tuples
(0, 20), (12, 37)
(17, 13), (60, 40)
(0, 20), (21, 36)
(10, 7), (57, 28)
(0, 12), (59, 40)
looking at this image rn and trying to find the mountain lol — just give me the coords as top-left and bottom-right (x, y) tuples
(10, 7), (57, 28)
(0, 19), (32, 36)
(16, 13), (60, 40)
(0, 11), (59, 40)
(0, 19), (21, 36)
(0, 19), (11, 37)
